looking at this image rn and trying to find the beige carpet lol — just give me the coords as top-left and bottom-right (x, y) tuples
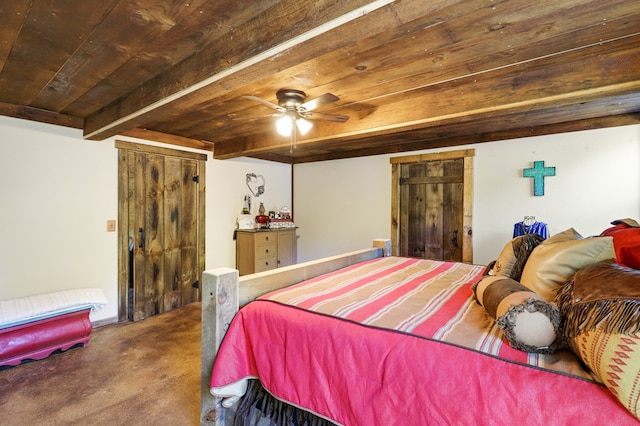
(0, 302), (201, 426)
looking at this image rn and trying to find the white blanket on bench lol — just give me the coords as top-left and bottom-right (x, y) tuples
(0, 288), (108, 329)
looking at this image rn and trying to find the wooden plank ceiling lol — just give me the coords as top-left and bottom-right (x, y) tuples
(1, 0), (639, 164)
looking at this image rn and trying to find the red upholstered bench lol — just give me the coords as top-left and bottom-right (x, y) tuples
(0, 288), (107, 367)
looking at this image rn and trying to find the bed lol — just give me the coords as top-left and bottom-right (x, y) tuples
(201, 227), (640, 425)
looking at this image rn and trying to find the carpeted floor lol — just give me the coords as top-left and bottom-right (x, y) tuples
(0, 302), (202, 426)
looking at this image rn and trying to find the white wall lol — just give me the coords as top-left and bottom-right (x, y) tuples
(293, 155), (391, 261)
(294, 125), (640, 265)
(0, 119), (118, 321)
(205, 157), (292, 269)
(2, 115), (638, 323)
(0, 116), (292, 323)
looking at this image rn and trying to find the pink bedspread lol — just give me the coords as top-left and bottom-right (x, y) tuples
(211, 257), (638, 425)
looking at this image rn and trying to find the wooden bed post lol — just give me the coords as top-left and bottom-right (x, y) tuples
(201, 267), (239, 426)
(373, 239), (392, 257)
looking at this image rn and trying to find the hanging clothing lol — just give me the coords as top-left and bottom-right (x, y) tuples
(513, 220), (549, 239)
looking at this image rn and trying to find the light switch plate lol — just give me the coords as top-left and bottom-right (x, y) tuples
(107, 220), (116, 232)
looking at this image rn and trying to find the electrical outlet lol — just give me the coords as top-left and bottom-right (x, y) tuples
(107, 220), (116, 232)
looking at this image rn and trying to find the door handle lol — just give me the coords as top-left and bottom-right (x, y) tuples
(451, 229), (458, 248)
(138, 227), (145, 248)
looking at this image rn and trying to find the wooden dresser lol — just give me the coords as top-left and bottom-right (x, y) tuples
(235, 228), (297, 276)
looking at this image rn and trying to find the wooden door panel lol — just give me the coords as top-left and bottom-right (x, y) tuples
(424, 160), (444, 260)
(164, 155), (182, 313)
(398, 165), (410, 257)
(131, 151), (147, 322)
(396, 155), (468, 262)
(442, 159), (464, 262)
(276, 229), (297, 267)
(442, 180), (463, 262)
(143, 153), (166, 319)
(180, 159), (199, 305)
(401, 162), (428, 258)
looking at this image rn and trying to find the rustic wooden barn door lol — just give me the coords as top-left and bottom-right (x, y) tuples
(116, 141), (206, 321)
(390, 149), (474, 263)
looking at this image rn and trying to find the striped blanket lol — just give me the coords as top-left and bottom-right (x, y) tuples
(261, 256), (589, 377)
(211, 257), (637, 425)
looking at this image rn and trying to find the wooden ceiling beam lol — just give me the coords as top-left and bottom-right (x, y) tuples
(83, 0), (396, 140)
(158, 0), (640, 145)
(211, 36), (640, 159)
(289, 113), (640, 163)
(120, 128), (214, 152)
(0, 102), (83, 129)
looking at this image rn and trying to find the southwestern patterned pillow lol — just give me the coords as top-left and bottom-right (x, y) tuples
(569, 328), (640, 420)
(556, 262), (640, 420)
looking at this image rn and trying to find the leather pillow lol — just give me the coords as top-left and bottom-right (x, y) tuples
(542, 227), (582, 244)
(520, 232), (615, 302)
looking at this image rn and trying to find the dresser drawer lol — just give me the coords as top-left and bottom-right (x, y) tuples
(254, 256), (277, 272)
(255, 243), (277, 259)
(255, 233), (276, 246)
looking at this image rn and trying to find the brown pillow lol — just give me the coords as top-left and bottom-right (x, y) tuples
(492, 234), (544, 281)
(474, 275), (562, 354)
(556, 261), (640, 336)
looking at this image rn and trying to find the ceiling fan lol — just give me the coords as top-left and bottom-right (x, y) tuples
(238, 89), (349, 149)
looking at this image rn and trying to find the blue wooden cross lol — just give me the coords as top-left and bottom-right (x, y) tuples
(523, 160), (556, 196)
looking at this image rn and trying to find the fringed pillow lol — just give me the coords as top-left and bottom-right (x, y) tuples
(491, 233), (544, 281)
(556, 262), (640, 420)
(474, 275), (562, 354)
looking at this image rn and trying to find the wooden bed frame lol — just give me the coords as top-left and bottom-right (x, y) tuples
(200, 239), (391, 425)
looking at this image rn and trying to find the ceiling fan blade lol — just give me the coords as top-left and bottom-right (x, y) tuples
(299, 93), (339, 111)
(242, 95), (285, 112)
(306, 111), (350, 122)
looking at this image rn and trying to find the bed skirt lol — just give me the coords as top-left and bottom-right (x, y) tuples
(235, 380), (333, 426)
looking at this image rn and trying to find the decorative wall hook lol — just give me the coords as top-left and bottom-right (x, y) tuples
(246, 173), (265, 197)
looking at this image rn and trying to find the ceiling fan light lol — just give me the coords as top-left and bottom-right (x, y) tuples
(296, 118), (313, 135)
(276, 115), (293, 136)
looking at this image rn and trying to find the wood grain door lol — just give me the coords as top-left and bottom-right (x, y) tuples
(117, 141), (206, 321)
(391, 149), (474, 263)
